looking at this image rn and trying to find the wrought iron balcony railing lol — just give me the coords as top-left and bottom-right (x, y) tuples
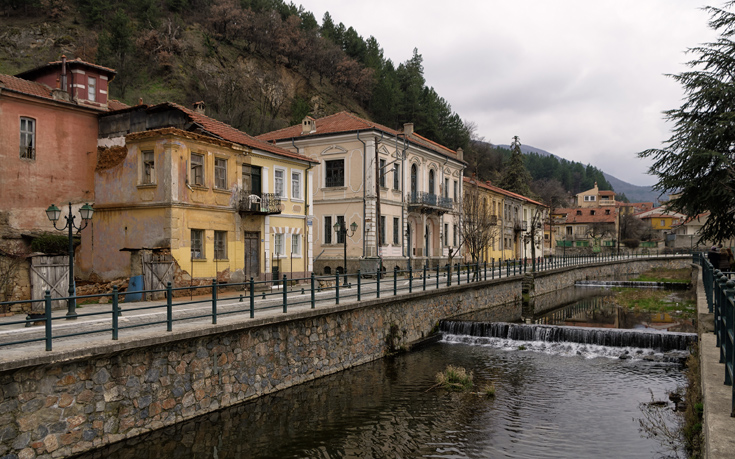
(407, 192), (453, 213)
(238, 192), (283, 215)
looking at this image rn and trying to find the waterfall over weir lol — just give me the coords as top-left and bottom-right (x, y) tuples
(440, 320), (696, 352)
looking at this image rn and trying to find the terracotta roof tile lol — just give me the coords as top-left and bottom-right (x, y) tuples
(463, 177), (547, 207)
(144, 103), (314, 163)
(258, 111), (463, 162)
(15, 58), (116, 79)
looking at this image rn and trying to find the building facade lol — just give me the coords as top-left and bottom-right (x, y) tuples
(82, 103), (315, 283)
(259, 113), (465, 274)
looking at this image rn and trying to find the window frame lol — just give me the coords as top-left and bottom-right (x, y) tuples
(274, 167), (286, 198)
(291, 170), (302, 200)
(393, 164), (400, 190)
(214, 157), (228, 190)
(88, 76), (96, 102)
(190, 153), (205, 187)
(191, 229), (205, 259)
(379, 159), (386, 188)
(393, 217), (400, 245)
(141, 150), (155, 185)
(324, 216), (333, 244)
(325, 159), (345, 187)
(291, 233), (301, 256)
(214, 231), (227, 260)
(274, 233), (285, 257)
(19, 117), (36, 160)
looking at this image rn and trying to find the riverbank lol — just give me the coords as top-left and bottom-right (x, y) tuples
(695, 263), (735, 458)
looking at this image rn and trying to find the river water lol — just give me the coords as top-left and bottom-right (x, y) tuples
(73, 287), (688, 459)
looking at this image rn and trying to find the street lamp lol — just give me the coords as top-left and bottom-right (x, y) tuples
(333, 220), (358, 286)
(45, 202), (94, 319)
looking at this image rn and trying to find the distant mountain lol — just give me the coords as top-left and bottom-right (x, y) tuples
(602, 173), (661, 204)
(497, 144), (660, 204)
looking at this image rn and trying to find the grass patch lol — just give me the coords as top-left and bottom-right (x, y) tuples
(435, 365), (473, 392)
(612, 287), (696, 319)
(631, 268), (691, 284)
(481, 383), (496, 397)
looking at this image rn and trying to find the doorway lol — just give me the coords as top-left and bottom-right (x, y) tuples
(244, 232), (260, 279)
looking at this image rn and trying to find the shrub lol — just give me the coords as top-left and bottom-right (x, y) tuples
(31, 234), (71, 255)
(623, 239), (640, 249)
(435, 365), (473, 392)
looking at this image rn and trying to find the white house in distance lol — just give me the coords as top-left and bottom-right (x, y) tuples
(258, 112), (466, 274)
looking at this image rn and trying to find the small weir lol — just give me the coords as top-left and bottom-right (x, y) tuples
(440, 320), (697, 352)
(575, 280), (690, 290)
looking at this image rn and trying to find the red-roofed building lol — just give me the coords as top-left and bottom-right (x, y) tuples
(259, 113), (466, 273)
(553, 206), (619, 253)
(80, 103), (317, 282)
(1, 57), (124, 297)
(575, 182), (616, 208)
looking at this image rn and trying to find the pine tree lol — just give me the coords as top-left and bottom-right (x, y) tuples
(640, 3), (735, 242)
(498, 136), (532, 197)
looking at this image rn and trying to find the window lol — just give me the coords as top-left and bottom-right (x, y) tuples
(379, 159), (386, 187)
(454, 180), (458, 200)
(291, 234), (301, 256)
(410, 164), (418, 194)
(429, 169), (435, 195)
(590, 210), (595, 216)
(88, 77), (96, 102)
(336, 216), (345, 244)
(325, 160), (344, 187)
(393, 164), (400, 190)
(453, 224), (457, 246)
(566, 226), (573, 236)
(190, 153), (204, 186)
(324, 216), (332, 244)
(584, 195), (596, 202)
(444, 223), (449, 245)
(274, 168), (285, 197)
(191, 229), (204, 259)
(242, 165), (262, 195)
(576, 210), (582, 216)
(605, 209), (611, 215)
(214, 231), (227, 259)
(141, 150), (155, 184)
(660, 219), (666, 227)
(19, 117), (35, 159)
(393, 217), (400, 245)
(291, 171), (302, 200)
(444, 178), (449, 198)
(380, 216), (386, 245)
(274, 233), (284, 256)
(215, 157), (227, 189)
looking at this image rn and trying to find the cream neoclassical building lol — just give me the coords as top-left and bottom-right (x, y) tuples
(259, 112), (466, 274)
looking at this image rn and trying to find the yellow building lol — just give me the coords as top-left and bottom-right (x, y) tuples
(81, 102), (315, 284)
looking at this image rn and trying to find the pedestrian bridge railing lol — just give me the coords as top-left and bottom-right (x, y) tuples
(0, 251), (692, 353)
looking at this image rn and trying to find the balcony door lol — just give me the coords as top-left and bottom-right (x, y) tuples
(428, 170), (435, 196)
(243, 165), (262, 196)
(410, 164), (417, 196)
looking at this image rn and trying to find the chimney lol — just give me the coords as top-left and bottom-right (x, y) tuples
(61, 55), (67, 92)
(192, 101), (206, 115)
(302, 116), (315, 135)
(138, 97), (143, 105)
(403, 123), (414, 135)
(457, 147), (463, 161)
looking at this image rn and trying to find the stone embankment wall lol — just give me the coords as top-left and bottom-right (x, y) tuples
(0, 256), (691, 458)
(0, 278), (521, 458)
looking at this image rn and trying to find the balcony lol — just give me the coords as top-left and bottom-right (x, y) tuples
(238, 192), (282, 215)
(407, 192), (453, 214)
(489, 215), (498, 226)
(513, 220), (528, 232)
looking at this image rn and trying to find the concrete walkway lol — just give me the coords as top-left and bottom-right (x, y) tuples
(697, 265), (735, 459)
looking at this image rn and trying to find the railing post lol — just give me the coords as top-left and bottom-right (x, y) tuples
(166, 282), (173, 331)
(357, 270), (362, 301)
(466, 263), (470, 283)
(409, 264), (413, 293)
(436, 265), (440, 289)
(311, 273), (316, 309)
(394, 266), (398, 296)
(211, 280), (218, 324)
(484, 261), (487, 281)
(250, 277), (255, 318)
(44, 290), (52, 351)
(423, 265), (427, 291)
(376, 268), (380, 298)
(110, 286), (119, 340)
(283, 275), (288, 313)
(336, 272), (340, 305)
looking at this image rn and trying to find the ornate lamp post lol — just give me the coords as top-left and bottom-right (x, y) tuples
(333, 220), (358, 286)
(45, 202), (94, 319)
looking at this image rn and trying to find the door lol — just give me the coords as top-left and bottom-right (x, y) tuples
(142, 252), (174, 300)
(251, 166), (262, 196)
(244, 232), (260, 279)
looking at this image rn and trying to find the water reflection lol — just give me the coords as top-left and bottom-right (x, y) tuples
(72, 342), (684, 459)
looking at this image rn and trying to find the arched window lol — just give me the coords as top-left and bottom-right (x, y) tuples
(411, 164), (418, 195)
(429, 169), (435, 195)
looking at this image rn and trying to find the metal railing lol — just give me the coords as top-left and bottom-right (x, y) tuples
(407, 192), (453, 211)
(0, 251), (691, 353)
(696, 253), (735, 415)
(237, 192), (282, 214)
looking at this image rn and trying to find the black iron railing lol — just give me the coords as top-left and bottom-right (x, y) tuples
(238, 192), (282, 214)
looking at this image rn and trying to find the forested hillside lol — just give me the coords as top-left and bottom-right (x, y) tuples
(2, 0), (634, 205)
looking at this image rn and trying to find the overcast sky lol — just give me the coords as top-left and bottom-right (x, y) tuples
(299, 0), (720, 186)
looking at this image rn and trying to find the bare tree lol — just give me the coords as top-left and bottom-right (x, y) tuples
(461, 179), (500, 265)
(524, 206), (547, 271)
